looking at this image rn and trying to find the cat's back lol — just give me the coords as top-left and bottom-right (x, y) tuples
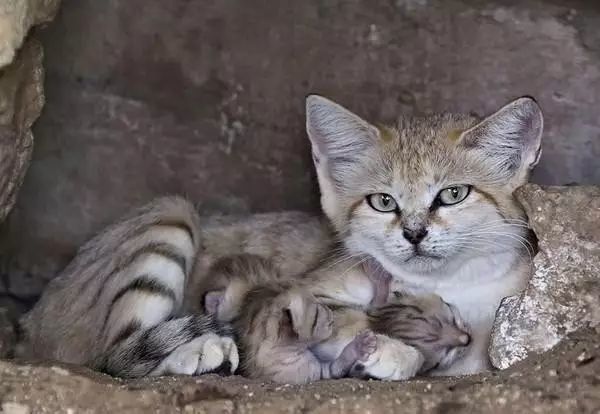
(19, 202), (332, 366)
(198, 211), (332, 274)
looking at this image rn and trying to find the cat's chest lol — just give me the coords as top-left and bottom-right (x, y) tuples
(394, 253), (526, 324)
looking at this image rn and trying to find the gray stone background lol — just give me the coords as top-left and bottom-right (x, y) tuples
(0, 0), (599, 314)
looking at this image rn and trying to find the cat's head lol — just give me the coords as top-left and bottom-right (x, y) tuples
(306, 95), (542, 275)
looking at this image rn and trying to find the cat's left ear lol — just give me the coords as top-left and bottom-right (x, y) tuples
(306, 95), (380, 223)
(458, 96), (543, 187)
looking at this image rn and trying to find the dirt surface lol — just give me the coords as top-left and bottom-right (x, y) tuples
(0, 327), (598, 413)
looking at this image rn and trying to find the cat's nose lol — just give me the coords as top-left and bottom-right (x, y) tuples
(402, 227), (428, 244)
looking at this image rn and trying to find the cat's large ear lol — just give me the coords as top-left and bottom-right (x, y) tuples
(306, 95), (380, 183)
(306, 95), (380, 221)
(458, 96), (543, 187)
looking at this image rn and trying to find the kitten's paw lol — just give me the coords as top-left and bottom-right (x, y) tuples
(352, 334), (423, 381)
(152, 333), (239, 376)
(354, 330), (378, 361)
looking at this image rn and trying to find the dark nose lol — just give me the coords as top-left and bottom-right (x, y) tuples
(402, 227), (428, 244)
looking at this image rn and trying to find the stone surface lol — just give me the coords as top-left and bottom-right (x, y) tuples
(0, 39), (50, 321)
(0, 0), (59, 319)
(490, 183), (600, 369)
(0, 40), (45, 224)
(0, 0), (60, 67)
(0, 327), (599, 413)
(1, 0), (600, 306)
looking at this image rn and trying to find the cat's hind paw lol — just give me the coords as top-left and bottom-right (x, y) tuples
(151, 333), (239, 376)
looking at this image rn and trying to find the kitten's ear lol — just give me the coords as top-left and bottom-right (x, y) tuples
(204, 290), (224, 316)
(458, 97), (543, 186)
(306, 95), (380, 181)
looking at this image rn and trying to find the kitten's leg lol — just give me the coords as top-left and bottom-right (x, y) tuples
(323, 330), (377, 379)
(96, 315), (238, 378)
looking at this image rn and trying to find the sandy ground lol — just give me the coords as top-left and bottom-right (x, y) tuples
(0, 327), (597, 413)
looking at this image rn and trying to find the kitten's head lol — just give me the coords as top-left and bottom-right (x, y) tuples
(368, 293), (471, 373)
(306, 95), (543, 275)
(203, 254), (282, 321)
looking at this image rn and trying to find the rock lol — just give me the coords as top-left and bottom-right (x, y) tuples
(0, 0), (59, 224)
(490, 184), (600, 369)
(5, 0), (600, 303)
(0, 39), (45, 224)
(0, 0), (60, 68)
(0, 327), (598, 413)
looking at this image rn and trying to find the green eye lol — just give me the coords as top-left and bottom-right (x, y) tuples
(437, 185), (471, 206)
(366, 193), (398, 212)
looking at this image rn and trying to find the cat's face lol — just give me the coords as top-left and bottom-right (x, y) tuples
(306, 96), (543, 276)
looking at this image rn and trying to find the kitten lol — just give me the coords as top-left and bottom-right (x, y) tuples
(202, 256), (404, 383)
(205, 254), (470, 381)
(366, 294), (471, 373)
(228, 282), (377, 384)
(18, 94), (540, 378)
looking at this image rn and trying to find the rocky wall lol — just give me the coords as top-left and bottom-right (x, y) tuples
(1, 0), (600, 307)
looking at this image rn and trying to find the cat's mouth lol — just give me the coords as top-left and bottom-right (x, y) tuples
(404, 246), (442, 262)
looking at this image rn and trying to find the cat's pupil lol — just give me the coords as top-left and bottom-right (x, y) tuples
(381, 195), (390, 205)
(451, 188), (459, 198)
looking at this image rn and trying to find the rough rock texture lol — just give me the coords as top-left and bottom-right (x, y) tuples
(0, 40), (45, 224)
(1, 0), (600, 306)
(490, 184), (600, 369)
(0, 0), (59, 318)
(0, 0), (60, 67)
(0, 327), (599, 413)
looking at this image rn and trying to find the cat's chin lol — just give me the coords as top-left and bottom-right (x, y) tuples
(387, 253), (448, 275)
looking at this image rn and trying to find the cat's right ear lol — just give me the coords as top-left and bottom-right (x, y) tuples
(305, 95), (380, 184)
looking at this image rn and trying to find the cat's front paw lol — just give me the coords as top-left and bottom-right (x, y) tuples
(152, 333), (239, 376)
(351, 334), (423, 381)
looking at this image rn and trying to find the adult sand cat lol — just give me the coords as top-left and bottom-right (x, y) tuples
(304, 95), (541, 375)
(18, 95), (541, 377)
